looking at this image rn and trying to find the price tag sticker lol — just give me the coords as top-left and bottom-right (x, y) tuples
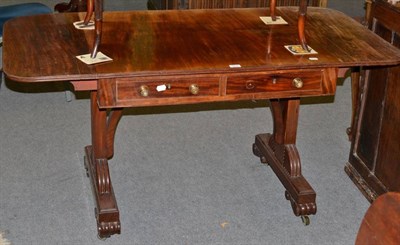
(73, 20), (95, 30)
(76, 52), (113, 65)
(260, 16), (288, 25)
(284, 45), (318, 55)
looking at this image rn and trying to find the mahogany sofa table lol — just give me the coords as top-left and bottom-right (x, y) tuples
(3, 7), (400, 238)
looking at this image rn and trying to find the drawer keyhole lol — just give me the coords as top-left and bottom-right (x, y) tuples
(246, 80), (255, 90)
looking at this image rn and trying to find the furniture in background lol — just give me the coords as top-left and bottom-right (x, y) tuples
(355, 192), (400, 244)
(345, 0), (400, 202)
(0, 3), (52, 87)
(55, 0), (87, 12)
(3, 7), (400, 239)
(0, 3), (76, 101)
(147, 0), (327, 9)
(54, 0), (328, 11)
(0, 3), (52, 43)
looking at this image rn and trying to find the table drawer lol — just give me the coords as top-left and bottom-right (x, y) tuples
(98, 76), (220, 107)
(117, 77), (219, 99)
(97, 69), (336, 108)
(226, 70), (323, 95)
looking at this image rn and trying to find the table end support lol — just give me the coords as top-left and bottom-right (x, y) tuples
(84, 145), (121, 238)
(253, 133), (317, 218)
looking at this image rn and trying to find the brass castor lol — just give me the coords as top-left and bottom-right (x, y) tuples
(97, 234), (109, 241)
(301, 215), (310, 226)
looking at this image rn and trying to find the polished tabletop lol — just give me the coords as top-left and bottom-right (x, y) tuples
(3, 7), (400, 82)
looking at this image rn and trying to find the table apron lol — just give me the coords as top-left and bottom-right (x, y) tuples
(94, 68), (337, 108)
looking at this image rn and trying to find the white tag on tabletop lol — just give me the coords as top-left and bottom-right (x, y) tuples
(76, 52), (113, 65)
(284, 45), (318, 55)
(260, 16), (288, 25)
(73, 20), (95, 30)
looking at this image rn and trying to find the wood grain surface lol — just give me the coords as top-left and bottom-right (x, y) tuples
(3, 7), (400, 82)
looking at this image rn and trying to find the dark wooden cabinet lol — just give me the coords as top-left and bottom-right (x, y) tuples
(56, 0), (327, 11)
(345, 0), (400, 202)
(147, 0), (327, 9)
(55, 0), (87, 12)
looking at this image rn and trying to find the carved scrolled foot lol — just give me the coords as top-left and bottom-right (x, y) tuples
(96, 215), (121, 239)
(285, 191), (317, 217)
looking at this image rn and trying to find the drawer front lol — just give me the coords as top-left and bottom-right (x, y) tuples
(226, 70), (323, 95)
(98, 76), (221, 107)
(116, 77), (219, 100)
(98, 69), (336, 108)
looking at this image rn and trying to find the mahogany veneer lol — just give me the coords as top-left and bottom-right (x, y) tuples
(3, 7), (400, 238)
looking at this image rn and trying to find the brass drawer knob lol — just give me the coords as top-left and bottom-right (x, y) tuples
(292, 78), (304, 88)
(139, 85), (149, 97)
(189, 84), (200, 95)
